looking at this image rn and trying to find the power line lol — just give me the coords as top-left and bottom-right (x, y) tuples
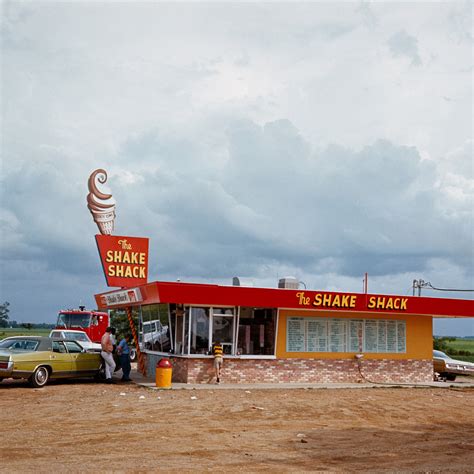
(426, 282), (474, 292)
(412, 279), (474, 296)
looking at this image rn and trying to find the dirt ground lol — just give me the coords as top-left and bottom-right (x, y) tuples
(1, 376), (474, 473)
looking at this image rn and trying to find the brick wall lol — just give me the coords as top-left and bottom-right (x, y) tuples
(145, 354), (433, 384)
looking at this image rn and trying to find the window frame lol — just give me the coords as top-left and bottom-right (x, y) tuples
(141, 304), (277, 359)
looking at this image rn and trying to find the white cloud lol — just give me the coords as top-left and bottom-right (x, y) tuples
(387, 29), (422, 66)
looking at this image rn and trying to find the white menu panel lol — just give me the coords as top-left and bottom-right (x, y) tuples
(397, 322), (406, 353)
(286, 317), (406, 354)
(349, 320), (364, 353)
(377, 321), (387, 353)
(329, 319), (346, 352)
(387, 321), (398, 352)
(365, 320), (378, 352)
(307, 320), (328, 352)
(287, 317), (306, 352)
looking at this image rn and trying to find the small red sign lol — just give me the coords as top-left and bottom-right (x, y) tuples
(95, 235), (149, 288)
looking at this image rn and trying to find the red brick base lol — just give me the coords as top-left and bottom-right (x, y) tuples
(145, 354), (434, 384)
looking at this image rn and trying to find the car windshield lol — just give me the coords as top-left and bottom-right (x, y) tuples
(65, 332), (89, 342)
(0, 339), (39, 351)
(433, 350), (451, 359)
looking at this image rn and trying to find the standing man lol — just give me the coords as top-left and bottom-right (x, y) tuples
(117, 334), (132, 382)
(212, 341), (223, 384)
(101, 326), (116, 384)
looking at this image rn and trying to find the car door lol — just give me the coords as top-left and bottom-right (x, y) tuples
(64, 341), (100, 375)
(50, 340), (73, 376)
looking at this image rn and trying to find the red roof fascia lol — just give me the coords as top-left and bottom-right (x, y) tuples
(95, 280), (474, 318)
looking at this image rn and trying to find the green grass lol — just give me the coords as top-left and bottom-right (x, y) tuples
(0, 328), (51, 339)
(442, 338), (474, 363)
(446, 339), (474, 352)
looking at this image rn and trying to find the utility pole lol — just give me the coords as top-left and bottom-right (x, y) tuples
(412, 279), (430, 296)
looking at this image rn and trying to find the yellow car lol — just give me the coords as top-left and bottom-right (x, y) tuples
(0, 336), (103, 387)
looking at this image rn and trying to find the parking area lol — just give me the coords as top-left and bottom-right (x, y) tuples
(2, 371), (474, 472)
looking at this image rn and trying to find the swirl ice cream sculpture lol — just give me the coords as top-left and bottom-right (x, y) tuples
(87, 169), (116, 235)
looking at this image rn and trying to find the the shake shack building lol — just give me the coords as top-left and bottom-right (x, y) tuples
(95, 279), (474, 384)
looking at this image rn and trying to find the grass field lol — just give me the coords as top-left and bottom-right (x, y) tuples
(445, 339), (474, 352)
(0, 328), (51, 339)
(443, 338), (474, 363)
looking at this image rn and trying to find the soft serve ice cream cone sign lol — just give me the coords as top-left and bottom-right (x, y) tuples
(87, 169), (116, 235)
(87, 169), (149, 288)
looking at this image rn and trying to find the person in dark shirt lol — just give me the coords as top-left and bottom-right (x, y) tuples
(117, 334), (132, 382)
(212, 341), (223, 384)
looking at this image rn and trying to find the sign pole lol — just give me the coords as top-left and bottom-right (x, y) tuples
(126, 306), (146, 376)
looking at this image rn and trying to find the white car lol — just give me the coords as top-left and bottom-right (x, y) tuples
(49, 329), (102, 352)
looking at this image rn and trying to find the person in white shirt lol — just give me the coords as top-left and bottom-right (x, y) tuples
(100, 327), (116, 383)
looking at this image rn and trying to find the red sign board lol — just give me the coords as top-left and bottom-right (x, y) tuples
(95, 235), (149, 288)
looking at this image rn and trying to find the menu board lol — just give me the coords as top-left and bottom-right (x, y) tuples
(329, 319), (346, 352)
(349, 320), (363, 352)
(365, 321), (378, 352)
(397, 322), (406, 353)
(307, 320), (328, 352)
(287, 318), (306, 352)
(387, 321), (397, 352)
(287, 317), (406, 354)
(377, 321), (387, 353)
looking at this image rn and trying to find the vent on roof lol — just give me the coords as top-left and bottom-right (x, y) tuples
(278, 277), (299, 289)
(232, 277), (254, 287)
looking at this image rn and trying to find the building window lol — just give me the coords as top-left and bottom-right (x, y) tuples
(170, 305), (276, 357)
(140, 304), (172, 353)
(190, 307), (210, 354)
(171, 306), (237, 355)
(237, 308), (276, 356)
(212, 308), (235, 355)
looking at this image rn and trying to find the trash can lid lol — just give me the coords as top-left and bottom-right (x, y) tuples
(157, 358), (172, 369)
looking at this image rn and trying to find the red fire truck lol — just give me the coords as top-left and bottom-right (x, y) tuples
(56, 306), (109, 344)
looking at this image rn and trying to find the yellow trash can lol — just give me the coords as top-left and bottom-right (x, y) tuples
(155, 358), (172, 389)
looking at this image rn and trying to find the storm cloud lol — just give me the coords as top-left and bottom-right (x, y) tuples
(0, 2), (472, 334)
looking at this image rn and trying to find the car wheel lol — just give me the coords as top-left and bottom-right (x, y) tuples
(94, 363), (106, 382)
(445, 374), (456, 381)
(130, 348), (137, 362)
(29, 366), (50, 388)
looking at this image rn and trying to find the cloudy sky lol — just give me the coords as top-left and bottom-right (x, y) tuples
(1, 1), (472, 335)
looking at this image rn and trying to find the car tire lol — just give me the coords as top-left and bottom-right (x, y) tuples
(94, 363), (106, 382)
(445, 374), (456, 381)
(29, 366), (50, 388)
(130, 348), (137, 362)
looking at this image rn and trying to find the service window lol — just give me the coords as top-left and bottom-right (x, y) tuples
(190, 307), (210, 354)
(172, 306), (237, 355)
(212, 308), (234, 354)
(237, 308), (276, 356)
